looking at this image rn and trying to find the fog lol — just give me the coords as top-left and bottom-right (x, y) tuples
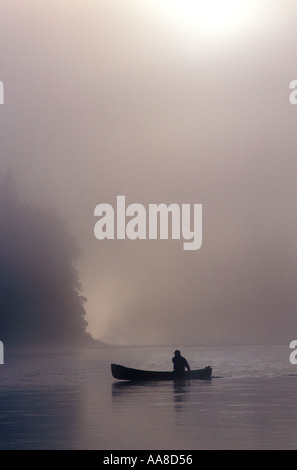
(0, 174), (91, 346)
(1, 0), (297, 345)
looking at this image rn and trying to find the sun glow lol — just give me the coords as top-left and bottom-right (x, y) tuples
(155, 0), (261, 40)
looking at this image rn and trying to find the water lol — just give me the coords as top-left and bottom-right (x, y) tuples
(0, 345), (296, 450)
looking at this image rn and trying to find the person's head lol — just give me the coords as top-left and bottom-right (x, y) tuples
(174, 350), (181, 357)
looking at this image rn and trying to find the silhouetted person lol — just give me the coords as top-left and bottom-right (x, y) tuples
(172, 350), (190, 375)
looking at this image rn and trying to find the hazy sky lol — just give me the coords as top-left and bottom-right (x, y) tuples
(1, 0), (297, 345)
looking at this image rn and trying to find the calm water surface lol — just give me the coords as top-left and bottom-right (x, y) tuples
(0, 345), (296, 450)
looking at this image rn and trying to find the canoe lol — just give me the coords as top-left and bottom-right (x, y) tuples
(111, 363), (212, 382)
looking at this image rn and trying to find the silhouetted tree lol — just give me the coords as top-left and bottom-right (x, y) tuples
(0, 174), (91, 346)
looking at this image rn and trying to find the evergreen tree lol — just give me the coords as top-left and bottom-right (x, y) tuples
(0, 175), (91, 346)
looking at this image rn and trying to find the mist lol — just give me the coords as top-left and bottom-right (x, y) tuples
(0, 174), (92, 346)
(1, 0), (297, 346)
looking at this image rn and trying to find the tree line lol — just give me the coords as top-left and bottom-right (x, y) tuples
(0, 175), (92, 346)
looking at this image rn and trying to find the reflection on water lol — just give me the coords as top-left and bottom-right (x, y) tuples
(172, 381), (191, 411)
(111, 379), (194, 402)
(112, 379), (212, 418)
(0, 388), (82, 450)
(112, 379), (195, 413)
(0, 346), (297, 449)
